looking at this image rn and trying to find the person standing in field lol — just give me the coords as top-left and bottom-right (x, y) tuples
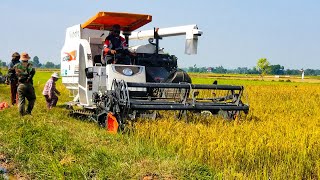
(6, 52), (21, 105)
(42, 72), (61, 109)
(14, 52), (36, 116)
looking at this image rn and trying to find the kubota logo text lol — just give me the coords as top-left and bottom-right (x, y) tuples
(63, 50), (77, 62)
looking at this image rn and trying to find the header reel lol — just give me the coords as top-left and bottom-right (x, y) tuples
(93, 79), (249, 132)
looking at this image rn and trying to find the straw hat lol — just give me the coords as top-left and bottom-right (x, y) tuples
(11, 52), (20, 58)
(51, 72), (59, 78)
(20, 52), (31, 60)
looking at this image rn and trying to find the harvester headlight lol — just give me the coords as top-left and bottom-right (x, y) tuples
(123, 68), (133, 76)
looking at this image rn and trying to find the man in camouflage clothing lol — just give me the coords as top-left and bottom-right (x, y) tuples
(14, 52), (36, 116)
(6, 52), (21, 105)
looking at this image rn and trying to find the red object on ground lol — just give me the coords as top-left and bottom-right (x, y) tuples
(0, 102), (9, 110)
(107, 112), (119, 133)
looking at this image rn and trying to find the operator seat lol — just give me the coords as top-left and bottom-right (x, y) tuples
(93, 55), (102, 65)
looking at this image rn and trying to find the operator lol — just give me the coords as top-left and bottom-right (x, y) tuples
(6, 52), (21, 105)
(103, 24), (131, 65)
(14, 52), (36, 116)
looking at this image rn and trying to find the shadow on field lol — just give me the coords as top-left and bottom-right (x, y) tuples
(56, 104), (68, 109)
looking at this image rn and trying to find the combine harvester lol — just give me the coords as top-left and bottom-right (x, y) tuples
(61, 12), (249, 132)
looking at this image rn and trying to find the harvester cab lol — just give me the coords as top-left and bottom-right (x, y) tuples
(61, 12), (249, 132)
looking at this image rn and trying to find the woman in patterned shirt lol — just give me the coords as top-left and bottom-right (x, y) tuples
(42, 72), (61, 109)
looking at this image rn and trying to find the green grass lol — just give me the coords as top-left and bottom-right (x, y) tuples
(1, 71), (320, 179)
(0, 71), (218, 179)
(0, 111), (218, 179)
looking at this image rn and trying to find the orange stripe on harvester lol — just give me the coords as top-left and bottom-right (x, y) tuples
(64, 50), (77, 61)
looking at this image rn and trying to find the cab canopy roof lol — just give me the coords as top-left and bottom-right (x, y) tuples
(81, 12), (152, 31)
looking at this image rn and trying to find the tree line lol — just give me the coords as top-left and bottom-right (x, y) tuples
(1, 56), (319, 76)
(0, 56), (60, 69)
(184, 58), (320, 76)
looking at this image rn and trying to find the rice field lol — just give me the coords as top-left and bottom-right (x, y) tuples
(0, 71), (320, 179)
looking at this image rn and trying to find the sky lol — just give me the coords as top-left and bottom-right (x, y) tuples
(0, 0), (319, 69)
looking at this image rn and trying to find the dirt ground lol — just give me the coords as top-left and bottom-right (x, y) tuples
(0, 153), (27, 180)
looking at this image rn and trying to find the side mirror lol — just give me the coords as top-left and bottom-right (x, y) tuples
(85, 67), (94, 79)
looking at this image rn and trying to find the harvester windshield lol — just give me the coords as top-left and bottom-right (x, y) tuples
(81, 12), (152, 31)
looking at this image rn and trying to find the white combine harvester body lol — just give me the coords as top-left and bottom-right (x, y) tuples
(61, 12), (248, 132)
(61, 12), (201, 107)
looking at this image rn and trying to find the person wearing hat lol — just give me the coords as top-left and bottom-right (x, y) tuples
(102, 24), (132, 65)
(14, 52), (36, 116)
(6, 52), (21, 105)
(42, 72), (61, 109)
